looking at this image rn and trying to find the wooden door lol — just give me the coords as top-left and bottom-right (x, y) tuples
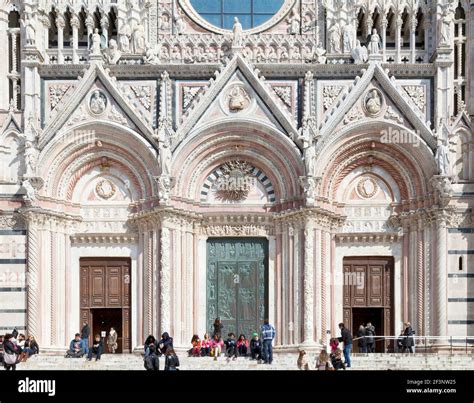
(343, 257), (394, 351)
(80, 258), (131, 352)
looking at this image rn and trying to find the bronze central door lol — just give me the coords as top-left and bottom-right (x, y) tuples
(207, 238), (268, 338)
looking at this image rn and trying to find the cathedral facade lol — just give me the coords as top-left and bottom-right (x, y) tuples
(0, 0), (473, 352)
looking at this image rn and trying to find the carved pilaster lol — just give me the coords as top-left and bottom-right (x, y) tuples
(160, 226), (171, 333)
(302, 219), (314, 345)
(26, 223), (40, 340)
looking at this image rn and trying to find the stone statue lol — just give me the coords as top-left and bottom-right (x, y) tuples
(22, 13), (36, 46)
(158, 131), (172, 176)
(119, 22), (132, 53)
(91, 28), (102, 55)
(89, 90), (107, 115)
(232, 17), (243, 47)
(368, 28), (381, 54)
(329, 24), (341, 53)
(228, 87), (248, 111)
(175, 12), (186, 35)
(105, 39), (122, 64)
(287, 10), (300, 35)
(24, 141), (39, 176)
(342, 24), (355, 53)
(352, 40), (368, 64)
(309, 43), (327, 64)
(22, 179), (36, 201)
(132, 24), (146, 53)
(439, 2), (455, 46)
(365, 90), (382, 115)
(144, 44), (161, 64)
(435, 139), (450, 176)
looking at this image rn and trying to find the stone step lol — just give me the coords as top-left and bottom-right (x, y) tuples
(15, 352), (474, 371)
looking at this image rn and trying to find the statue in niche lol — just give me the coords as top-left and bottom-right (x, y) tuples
(119, 22), (132, 53)
(228, 86), (249, 112)
(90, 28), (102, 55)
(365, 90), (382, 116)
(352, 40), (368, 64)
(174, 11), (186, 35)
(105, 39), (122, 64)
(368, 28), (381, 54)
(342, 24), (355, 53)
(287, 9), (300, 35)
(24, 141), (39, 176)
(132, 24), (146, 53)
(439, 2), (455, 46)
(329, 24), (341, 53)
(89, 90), (107, 115)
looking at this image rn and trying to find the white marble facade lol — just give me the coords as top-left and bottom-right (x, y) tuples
(0, 0), (473, 351)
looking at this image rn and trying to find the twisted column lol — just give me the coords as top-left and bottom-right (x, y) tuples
(321, 230), (327, 344)
(160, 227), (171, 334)
(416, 225), (424, 336)
(50, 231), (57, 345)
(27, 225), (40, 339)
(146, 231), (153, 336)
(434, 217), (448, 337)
(302, 220), (314, 345)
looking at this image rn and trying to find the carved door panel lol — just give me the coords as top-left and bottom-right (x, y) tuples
(207, 238), (267, 338)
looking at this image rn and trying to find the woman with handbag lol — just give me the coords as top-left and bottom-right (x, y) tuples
(3, 334), (19, 370)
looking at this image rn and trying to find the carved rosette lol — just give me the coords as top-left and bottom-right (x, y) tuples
(95, 179), (117, 200)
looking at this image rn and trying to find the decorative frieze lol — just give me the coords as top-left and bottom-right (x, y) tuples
(200, 224), (274, 237)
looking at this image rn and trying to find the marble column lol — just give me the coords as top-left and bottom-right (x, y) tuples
(26, 221), (41, 342)
(395, 14), (402, 63)
(434, 215), (448, 338)
(70, 13), (80, 64)
(410, 16), (417, 63)
(0, 9), (9, 109)
(302, 219), (314, 345)
(416, 221), (424, 336)
(381, 16), (388, 62)
(56, 14), (65, 64)
(160, 226), (171, 334)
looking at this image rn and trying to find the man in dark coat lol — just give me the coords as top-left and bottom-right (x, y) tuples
(356, 325), (367, 353)
(402, 322), (415, 353)
(157, 332), (173, 355)
(365, 323), (376, 353)
(338, 323), (353, 368)
(80, 322), (90, 354)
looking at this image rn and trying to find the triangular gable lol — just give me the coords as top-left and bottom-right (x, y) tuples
(39, 63), (155, 149)
(1, 110), (22, 135)
(173, 53), (298, 149)
(450, 110), (473, 132)
(320, 63), (436, 149)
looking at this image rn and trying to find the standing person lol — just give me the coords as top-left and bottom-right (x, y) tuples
(250, 332), (262, 361)
(236, 334), (249, 357)
(3, 334), (19, 370)
(261, 319), (276, 365)
(201, 333), (211, 356)
(87, 335), (103, 361)
(157, 332), (173, 355)
(365, 322), (376, 353)
(107, 327), (118, 354)
(164, 349), (180, 371)
(212, 318), (223, 338)
(397, 331), (405, 353)
(357, 325), (367, 353)
(225, 333), (237, 360)
(81, 322), (90, 355)
(338, 323), (353, 368)
(402, 322), (415, 353)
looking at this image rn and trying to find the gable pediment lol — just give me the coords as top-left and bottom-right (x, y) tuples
(39, 63), (155, 149)
(320, 63), (435, 149)
(173, 54), (298, 149)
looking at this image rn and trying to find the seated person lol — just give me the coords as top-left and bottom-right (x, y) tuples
(250, 332), (262, 361)
(20, 335), (39, 362)
(200, 333), (211, 357)
(144, 335), (156, 357)
(210, 334), (224, 361)
(157, 332), (173, 355)
(87, 335), (103, 361)
(144, 343), (160, 370)
(190, 334), (201, 357)
(66, 333), (85, 358)
(236, 334), (249, 357)
(225, 333), (237, 359)
(330, 348), (346, 370)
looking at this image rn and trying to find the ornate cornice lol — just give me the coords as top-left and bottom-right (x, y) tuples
(70, 234), (138, 244)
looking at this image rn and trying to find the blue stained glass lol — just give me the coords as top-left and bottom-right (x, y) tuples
(254, 0), (283, 13)
(224, 0), (251, 13)
(192, 0), (221, 13)
(190, 0), (284, 29)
